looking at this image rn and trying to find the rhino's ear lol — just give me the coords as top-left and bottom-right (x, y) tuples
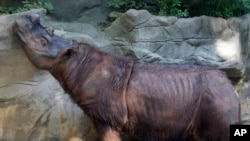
(14, 25), (28, 43)
(63, 40), (78, 58)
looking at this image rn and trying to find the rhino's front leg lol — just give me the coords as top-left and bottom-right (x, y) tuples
(102, 128), (121, 141)
(95, 125), (121, 141)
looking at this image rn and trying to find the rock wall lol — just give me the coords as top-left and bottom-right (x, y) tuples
(1, 8), (250, 141)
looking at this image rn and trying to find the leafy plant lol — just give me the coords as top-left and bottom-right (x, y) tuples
(185, 0), (246, 18)
(108, 0), (148, 10)
(205, 0), (239, 18)
(109, 0), (187, 17)
(0, 7), (16, 14)
(0, 0), (53, 14)
(157, 0), (188, 17)
(108, 0), (250, 18)
(240, 0), (250, 12)
(43, 0), (53, 11)
(108, 0), (126, 9)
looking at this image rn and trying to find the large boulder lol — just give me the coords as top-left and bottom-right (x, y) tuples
(0, 9), (98, 141)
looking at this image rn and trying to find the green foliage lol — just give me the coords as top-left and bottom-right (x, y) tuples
(184, 0), (250, 18)
(157, 0), (188, 17)
(43, 1), (53, 11)
(108, 0), (126, 9)
(0, 0), (53, 14)
(0, 7), (16, 14)
(108, 0), (148, 10)
(109, 0), (250, 18)
(109, 0), (187, 17)
(190, 0), (241, 18)
(240, 0), (250, 12)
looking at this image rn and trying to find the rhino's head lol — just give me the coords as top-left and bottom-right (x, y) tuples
(13, 14), (76, 70)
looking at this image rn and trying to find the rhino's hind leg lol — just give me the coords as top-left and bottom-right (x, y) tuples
(191, 100), (238, 141)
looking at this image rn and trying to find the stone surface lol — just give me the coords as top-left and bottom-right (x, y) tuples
(237, 80), (250, 124)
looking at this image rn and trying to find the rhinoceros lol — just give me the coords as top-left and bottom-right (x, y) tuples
(13, 14), (240, 141)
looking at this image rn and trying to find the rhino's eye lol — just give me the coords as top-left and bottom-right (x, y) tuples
(40, 38), (47, 47)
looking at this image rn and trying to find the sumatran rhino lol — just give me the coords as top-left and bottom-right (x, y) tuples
(13, 14), (240, 141)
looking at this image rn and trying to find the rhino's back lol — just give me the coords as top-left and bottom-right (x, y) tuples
(124, 62), (239, 141)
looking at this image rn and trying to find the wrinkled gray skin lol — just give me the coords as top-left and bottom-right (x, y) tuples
(13, 14), (76, 69)
(13, 14), (241, 141)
